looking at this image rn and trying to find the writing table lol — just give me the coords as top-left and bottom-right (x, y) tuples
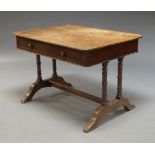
(14, 25), (142, 132)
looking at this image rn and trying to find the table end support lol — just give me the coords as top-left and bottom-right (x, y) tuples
(21, 55), (52, 103)
(83, 59), (135, 133)
(21, 80), (51, 103)
(83, 98), (135, 133)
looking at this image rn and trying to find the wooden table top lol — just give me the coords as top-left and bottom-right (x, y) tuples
(14, 25), (142, 51)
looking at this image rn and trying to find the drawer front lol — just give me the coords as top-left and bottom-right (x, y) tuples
(16, 37), (83, 66)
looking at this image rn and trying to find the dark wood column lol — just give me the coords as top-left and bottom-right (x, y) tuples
(116, 57), (124, 99)
(102, 61), (109, 100)
(52, 59), (58, 78)
(36, 54), (42, 82)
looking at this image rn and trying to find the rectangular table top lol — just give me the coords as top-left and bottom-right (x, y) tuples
(14, 24), (142, 51)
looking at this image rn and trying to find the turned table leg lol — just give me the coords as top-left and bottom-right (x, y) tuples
(36, 54), (43, 82)
(116, 57), (123, 99)
(102, 61), (109, 100)
(21, 55), (51, 103)
(115, 57), (135, 111)
(52, 59), (58, 78)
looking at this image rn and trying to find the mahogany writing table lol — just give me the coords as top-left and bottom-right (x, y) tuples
(14, 25), (142, 132)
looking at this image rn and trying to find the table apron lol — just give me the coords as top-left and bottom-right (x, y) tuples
(16, 37), (139, 67)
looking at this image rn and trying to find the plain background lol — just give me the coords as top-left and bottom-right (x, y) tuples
(0, 11), (155, 142)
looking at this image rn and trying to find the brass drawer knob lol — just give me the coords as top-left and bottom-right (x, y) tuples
(60, 51), (65, 56)
(28, 43), (33, 48)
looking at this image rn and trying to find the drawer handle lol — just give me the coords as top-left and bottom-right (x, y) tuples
(28, 43), (33, 48)
(60, 51), (65, 57)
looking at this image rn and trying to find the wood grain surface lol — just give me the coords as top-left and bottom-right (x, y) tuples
(14, 25), (142, 51)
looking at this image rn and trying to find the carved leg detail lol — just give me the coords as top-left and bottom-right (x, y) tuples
(115, 57), (135, 111)
(116, 57), (123, 99)
(102, 61), (109, 100)
(21, 80), (51, 103)
(83, 98), (135, 133)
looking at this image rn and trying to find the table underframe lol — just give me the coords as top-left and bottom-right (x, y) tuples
(21, 55), (135, 133)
